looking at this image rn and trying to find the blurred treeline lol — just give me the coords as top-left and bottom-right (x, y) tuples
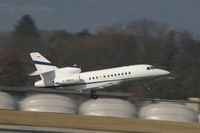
(0, 14), (200, 99)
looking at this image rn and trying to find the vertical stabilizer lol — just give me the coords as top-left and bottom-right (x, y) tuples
(30, 52), (57, 71)
(30, 52), (57, 82)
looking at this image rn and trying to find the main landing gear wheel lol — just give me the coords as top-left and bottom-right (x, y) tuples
(91, 90), (98, 100)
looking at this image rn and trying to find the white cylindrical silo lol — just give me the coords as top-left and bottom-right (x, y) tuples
(139, 103), (198, 123)
(0, 91), (16, 110)
(19, 94), (77, 114)
(79, 98), (137, 118)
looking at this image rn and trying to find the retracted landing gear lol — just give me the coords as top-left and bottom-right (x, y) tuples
(91, 90), (98, 100)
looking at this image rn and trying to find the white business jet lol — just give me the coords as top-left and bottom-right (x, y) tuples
(29, 52), (170, 99)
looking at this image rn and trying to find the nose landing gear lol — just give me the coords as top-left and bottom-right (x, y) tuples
(91, 90), (98, 99)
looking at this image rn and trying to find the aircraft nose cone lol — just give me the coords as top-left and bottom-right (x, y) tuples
(161, 70), (170, 75)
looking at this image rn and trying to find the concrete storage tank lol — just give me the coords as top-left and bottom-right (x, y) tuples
(139, 103), (198, 123)
(20, 94), (77, 114)
(0, 91), (16, 110)
(79, 98), (137, 118)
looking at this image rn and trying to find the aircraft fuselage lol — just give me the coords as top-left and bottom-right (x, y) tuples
(35, 64), (170, 91)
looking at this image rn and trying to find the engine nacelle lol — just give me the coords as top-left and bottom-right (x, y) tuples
(34, 80), (45, 87)
(55, 67), (81, 77)
(54, 75), (80, 85)
(35, 80), (55, 87)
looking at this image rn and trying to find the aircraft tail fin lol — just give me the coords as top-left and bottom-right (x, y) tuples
(30, 52), (57, 81)
(30, 52), (58, 71)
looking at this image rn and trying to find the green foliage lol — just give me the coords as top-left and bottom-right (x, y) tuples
(0, 15), (200, 100)
(76, 29), (91, 37)
(0, 14), (41, 86)
(0, 51), (27, 86)
(13, 14), (40, 38)
(47, 19), (200, 99)
(49, 30), (70, 42)
(8, 14), (41, 51)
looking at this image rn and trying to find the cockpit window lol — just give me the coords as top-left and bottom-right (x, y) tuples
(147, 66), (157, 70)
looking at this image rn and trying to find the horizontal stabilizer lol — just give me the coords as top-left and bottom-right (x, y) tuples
(29, 69), (55, 76)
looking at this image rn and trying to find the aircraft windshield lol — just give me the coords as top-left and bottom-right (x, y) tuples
(147, 66), (158, 70)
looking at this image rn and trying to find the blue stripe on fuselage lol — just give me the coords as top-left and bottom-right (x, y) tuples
(42, 77), (134, 89)
(33, 60), (56, 66)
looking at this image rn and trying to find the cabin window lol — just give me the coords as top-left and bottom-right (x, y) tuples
(125, 72), (127, 75)
(96, 76), (98, 79)
(121, 73), (124, 76)
(118, 73), (120, 76)
(128, 72), (131, 74)
(103, 75), (106, 78)
(107, 75), (110, 77)
(114, 74), (117, 76)
(111, 74), (113, 77)
(93, 77), (95, 79)
(89, 77), (91, 80)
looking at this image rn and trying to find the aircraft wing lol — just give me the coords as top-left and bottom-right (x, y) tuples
(84, 82), (121, 91)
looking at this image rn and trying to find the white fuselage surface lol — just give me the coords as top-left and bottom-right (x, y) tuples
(30, 52), (170, 99)
(34, 64), (170, 91)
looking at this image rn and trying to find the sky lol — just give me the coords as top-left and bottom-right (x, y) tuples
(0, 0), (200, 36)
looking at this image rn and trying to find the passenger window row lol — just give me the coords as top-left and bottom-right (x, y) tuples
(89, 72), (131, 80)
